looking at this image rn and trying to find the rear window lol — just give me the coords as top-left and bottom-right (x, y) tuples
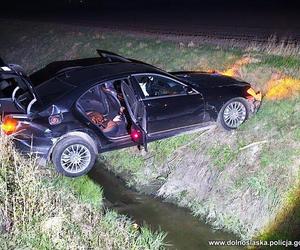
(35, 78), (75, 106)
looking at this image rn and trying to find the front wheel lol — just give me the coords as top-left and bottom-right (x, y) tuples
(52, 136), (96, 177)
(217, 97), (250, 130)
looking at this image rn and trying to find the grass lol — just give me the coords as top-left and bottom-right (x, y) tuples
(149, 134), (193, 165)
(53, 175), (103, 208)
(208, 145), (238, 171)
(258, 184), (300, 248)
(104, 133), (195, 188)
(104, 149), (145, 175)
(0, 136), (166, 249)
(1, 18), (299, 242)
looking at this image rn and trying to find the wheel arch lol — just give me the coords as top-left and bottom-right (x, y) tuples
(204, 85), (250, 121)
(47, 130), (99, 162)
(214, 92), (248, 112)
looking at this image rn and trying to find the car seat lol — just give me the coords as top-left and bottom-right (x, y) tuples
(100, 84), (122, 119)
(79, 87), (108, 115)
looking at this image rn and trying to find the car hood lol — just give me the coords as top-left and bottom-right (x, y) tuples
(171, 71), (251, 89)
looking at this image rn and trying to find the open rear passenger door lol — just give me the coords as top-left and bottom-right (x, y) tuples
(121, 79), (147, 151)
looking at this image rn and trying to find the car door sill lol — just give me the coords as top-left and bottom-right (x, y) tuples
(106, 134), (131, 141)
(147, 122), (216, 138)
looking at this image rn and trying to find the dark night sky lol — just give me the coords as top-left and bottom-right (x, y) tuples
(2, 0), (299, 35)
(3, 0), (299, 11)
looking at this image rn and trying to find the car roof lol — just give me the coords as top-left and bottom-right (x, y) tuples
(32, 60), (176, 110)
(29, 57), (109, 86)
(57, 62), (166, 87)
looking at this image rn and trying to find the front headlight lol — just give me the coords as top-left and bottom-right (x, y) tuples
(246, 87), (262, 101)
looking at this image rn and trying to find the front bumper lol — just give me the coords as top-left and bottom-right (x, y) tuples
(247, 98), (261, 114)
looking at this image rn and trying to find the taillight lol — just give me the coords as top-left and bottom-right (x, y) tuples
(1, 116), (19, 135)
(130, 127), (142, 142)
(246, 87), (262, 101)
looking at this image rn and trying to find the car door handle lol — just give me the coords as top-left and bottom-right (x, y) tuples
(147, 103), (167, 108)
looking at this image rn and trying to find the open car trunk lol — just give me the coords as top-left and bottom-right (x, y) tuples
(0, 63), (38, 116)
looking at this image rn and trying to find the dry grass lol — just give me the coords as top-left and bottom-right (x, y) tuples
(265, 74), (300, 100)
(246, 36), (300, 57)
(0, 136), (166, 249)
(128, 31), (300, 57)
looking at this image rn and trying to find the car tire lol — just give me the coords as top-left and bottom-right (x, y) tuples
(52, 136), (96, 177)
(217, 97), (250, 130)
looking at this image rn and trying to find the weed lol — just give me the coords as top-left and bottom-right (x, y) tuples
(104, 149), (144, 174)
(208, 145), (237, 171)
(53, 175), (103, 208)
(149, 134), (193, 165)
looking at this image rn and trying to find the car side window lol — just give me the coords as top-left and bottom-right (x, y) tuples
(134, 74), (187, 98)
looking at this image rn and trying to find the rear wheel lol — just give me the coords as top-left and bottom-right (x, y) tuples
(218, 97), (249, 130)
(52, 136), (96, 177)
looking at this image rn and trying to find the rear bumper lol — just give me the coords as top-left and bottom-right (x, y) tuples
(13, 136), (53, 165)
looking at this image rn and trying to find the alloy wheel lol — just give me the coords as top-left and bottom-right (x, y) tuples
(223, 101), (247, 128)
(60, 144), (91, 173)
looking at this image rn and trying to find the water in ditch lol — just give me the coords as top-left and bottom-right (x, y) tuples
(89, 163), (243, 250)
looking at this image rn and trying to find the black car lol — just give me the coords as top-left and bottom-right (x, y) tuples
(0, 50), (261, 177)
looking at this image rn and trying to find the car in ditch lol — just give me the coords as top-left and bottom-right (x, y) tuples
(0, 50), (261, 177)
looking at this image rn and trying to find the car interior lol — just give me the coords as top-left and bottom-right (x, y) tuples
(77, 79), (131, 139)
(0, 76), (24, 98)
(134, 74), (187, 98)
